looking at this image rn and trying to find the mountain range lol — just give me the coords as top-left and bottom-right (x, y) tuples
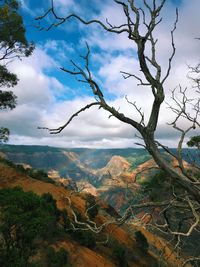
(0, 145), (152, 210)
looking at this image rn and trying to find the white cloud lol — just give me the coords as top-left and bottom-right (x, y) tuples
(85, 30), (134, 51)
(2, 0), (200, 149)
(7, 48), (58, 106)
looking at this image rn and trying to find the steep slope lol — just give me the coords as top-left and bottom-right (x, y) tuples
(0, 150), (195, 267)
(0, 159), (158, 267)
(0, 145), (149, 209)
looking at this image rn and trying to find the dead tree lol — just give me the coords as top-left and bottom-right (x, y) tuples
(36, 2), (200, 262)
(37, 0), (200, 202)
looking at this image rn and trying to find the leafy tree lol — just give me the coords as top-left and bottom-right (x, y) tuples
(0, 187), (59, 267)
(135, 231), (149, 253)
(0, 0), (34, 142)
(0, 0), (34, 61)
(187, 135), (200, 149)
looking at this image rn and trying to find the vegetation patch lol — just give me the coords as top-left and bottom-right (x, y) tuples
(0, 187), (68, 267)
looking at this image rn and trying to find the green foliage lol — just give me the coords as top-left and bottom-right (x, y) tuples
(0, 0), (34, 60)
(187, 135), (200, 149)
(0, 89), (17, 109)
(109, 239), (128, 267)
(61, 209), (71, 229)
(0, 0), (34, 143)
(85, 194), (99, 219)
(0, 127), (9, 143)
(41, 192), (60, 220)
(0, 89), (16, 143)
(60, 207), (96, 249)
(0, 65), (18, 88)
(0, 155), (15, 166)
(0, 187), (60, 266)
(0, 0), (34, 88)
(0, 157), (55, 184)
(26, 168), (55, 184)
(141, 170), (168, 201)
(135, 231), (149, 252)
(46, 247), (69, 267)
(70, 229), (96, 248)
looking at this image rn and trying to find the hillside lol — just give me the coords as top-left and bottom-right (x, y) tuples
(0, 145), (198, 265)
(0, 158), (160, 267)
(0, 145), (151, 211)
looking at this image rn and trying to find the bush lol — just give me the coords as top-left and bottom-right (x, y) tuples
(85, 194), (99, 219)
(41, 193), (59, 216)
(70, 229), (96, 248)
(0, 187), (60, 266)
(141, 170), (168, 201)
(27, 169), (55, 184)
(46, 247), (69, 267)
(135, 231), (149, 252)
(112, 240), (128, 267)
(0, 156), (54, 184)
(61, 209), (71, 229)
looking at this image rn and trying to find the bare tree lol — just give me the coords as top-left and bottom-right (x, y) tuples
(37, 0), (200, 202)
(36, 2), (200, 264)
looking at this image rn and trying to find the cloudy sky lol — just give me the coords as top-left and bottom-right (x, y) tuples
(1, 0), (200, 148)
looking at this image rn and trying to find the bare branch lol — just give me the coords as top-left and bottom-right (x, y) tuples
(121, 71), (150, 86)
(162, 8), (178, 84)
(38, 102), (100, 134)
(168, 197), (200, 237)
(35, 0), (129, 34)
(125, 95), (145, 126)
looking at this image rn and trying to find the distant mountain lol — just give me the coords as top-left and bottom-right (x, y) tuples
(0, 144), (150, 186)
(0, 144), (198, 213)
(0, 144), (150, 168)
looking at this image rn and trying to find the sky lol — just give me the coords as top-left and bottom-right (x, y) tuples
(1, 0), (200, 148)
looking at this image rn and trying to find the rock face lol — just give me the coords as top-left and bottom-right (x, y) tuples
(92, 155), (131, 185)
(100, 155), (131, 177)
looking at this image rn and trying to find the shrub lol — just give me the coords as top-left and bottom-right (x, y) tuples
(141, 170), (168, 201)
(70, 229), (96, 248)
(135, 231), (149, 252)
(0, 187), (60, 266)
(112, 240), (128, 267)
(46, 247), (69, 267)
(27, 169), (55, 184)
(85, 194), (99, 219)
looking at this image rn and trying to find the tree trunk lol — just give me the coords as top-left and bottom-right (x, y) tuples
(143, 132), (200, 204)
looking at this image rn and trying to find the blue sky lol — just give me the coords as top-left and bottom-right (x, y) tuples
(1, 0), (199, 148)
